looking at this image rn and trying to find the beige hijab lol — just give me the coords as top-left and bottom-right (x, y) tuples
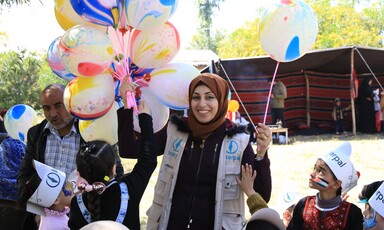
(188, 73), (229, 139)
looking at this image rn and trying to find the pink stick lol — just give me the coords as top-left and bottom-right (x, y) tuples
(263, 61), (280, 124)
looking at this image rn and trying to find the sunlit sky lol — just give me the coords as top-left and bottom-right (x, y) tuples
(0, 0), (274, 52)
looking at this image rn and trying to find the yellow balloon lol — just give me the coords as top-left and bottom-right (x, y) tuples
(228, 100), (240, 112)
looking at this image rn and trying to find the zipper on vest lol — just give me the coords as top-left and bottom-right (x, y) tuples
(187, 218), (193, 229)
(189, 141), (194, 162)
(187, 145), (205, 229)
(200, 139), (205, 148)
(212, 143), (218, 165)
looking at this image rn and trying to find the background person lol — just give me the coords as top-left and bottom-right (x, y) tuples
(0, 133), (30, 230)
(332, 98), (351, 135)
(17, 84), (124, 200)
(357, 77), (376, 133)
(270, 80), (287, 128)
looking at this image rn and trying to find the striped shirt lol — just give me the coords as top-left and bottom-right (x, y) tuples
(44, 122), (80, 177)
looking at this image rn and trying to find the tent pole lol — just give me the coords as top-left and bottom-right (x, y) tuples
(304, 71), (310, 127)
(351, 48), (357, 136)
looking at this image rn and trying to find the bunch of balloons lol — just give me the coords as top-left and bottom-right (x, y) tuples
(47, 0), (201, 144)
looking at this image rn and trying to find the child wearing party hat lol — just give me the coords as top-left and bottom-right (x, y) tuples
(287, 142), (363, 230)
(19, 160), (74, 230)
(358, 180), (384, 229)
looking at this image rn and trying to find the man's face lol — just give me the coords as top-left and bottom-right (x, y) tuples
(40, 87), (73, 131)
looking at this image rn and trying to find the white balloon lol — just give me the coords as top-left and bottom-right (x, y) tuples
(133, 87), (169, 133)
(148, 62), (200, 110)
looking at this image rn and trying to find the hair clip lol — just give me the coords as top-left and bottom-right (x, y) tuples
(78, 182), (106, 195)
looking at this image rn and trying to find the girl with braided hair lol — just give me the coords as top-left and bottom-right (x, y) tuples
(68, 86), (156, 230)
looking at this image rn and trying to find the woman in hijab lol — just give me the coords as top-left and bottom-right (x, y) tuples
(358, 77), (376, 133)
(118, 73), (272, 230)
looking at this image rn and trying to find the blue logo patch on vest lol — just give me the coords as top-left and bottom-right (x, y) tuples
(173, 138), (182, 151)
(167, 138), (182, 158)
(226, 140), (241, 162)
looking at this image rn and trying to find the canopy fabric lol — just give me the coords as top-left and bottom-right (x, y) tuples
(203, 46), (384, 135)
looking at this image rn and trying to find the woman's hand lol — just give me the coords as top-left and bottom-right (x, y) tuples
(255, 123), (272, 158)
(119, 74), (136, 109)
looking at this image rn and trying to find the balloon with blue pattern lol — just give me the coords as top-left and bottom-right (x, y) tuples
(258, 0), (318, 62)
(47, 37), (76, 81)
(125, 0), (178, 30)
(4, 104), (38, 142)
(59, 24), (114, 77)
(70, 0), (122, 28)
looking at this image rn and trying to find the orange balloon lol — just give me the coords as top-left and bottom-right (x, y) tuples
(228, 100), (240, 112)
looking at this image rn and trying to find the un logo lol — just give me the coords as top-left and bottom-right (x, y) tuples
(225, 140), (238, 154)
(172, 138), (183, 152)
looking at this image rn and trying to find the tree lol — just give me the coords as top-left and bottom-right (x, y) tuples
(0, 0), (30, 8)
(192, 0), (225, 51)
(0, 49), (66, 110)
(216, 1), (384, 58)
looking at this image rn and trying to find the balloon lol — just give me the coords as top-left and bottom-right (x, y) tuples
(59, 24), (114, 77)
(70, 0), (122, 28)
(228, 100), (240, 112)
(47, 37), (76, 81)
(4, 104), (38, 142)
(129, 22), (180, 69)
(79, 101), (120, 144)
(54, 0), (90, 31)
(125, 0), (178, 30)
(148, 62), (200, 110)
(63, 73), (115, 119)
(258, 0), (318, 62)
(133, 87), (169, 133)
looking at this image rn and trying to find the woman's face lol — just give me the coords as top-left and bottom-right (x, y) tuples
(190, 85), (219, 123)
(309, 159), (340, 192)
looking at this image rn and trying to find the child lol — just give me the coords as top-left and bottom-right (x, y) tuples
(332, 98), (351, 135)
(68, 99), (156, 230)
(358, 180), (384, 229)
(236, 164), (285, 230)
(287, 142), (363, 229)
(277, 184), (301, 228)
(19, 160), (74, 230)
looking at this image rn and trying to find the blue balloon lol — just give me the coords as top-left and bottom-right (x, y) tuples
(70, 0), (123, 28)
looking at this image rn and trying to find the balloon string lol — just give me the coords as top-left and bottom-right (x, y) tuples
(263, 61), (280, 124)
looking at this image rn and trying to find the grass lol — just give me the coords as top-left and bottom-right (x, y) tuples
(121, 133), (384, 227)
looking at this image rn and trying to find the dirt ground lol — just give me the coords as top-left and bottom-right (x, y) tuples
(121, 132), (384, 226)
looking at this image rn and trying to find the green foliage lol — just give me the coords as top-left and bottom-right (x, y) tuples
(0, 0), (30, 8)
(190, 29), (225, 53)
(312, 3), (383, 49)
(215, 1), (384, 58)
(194, 0), (225, 51)
(0, 49), (66, 110)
